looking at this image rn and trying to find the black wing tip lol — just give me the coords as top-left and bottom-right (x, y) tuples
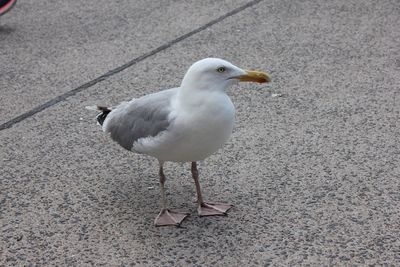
(86, 105), (112, 125)
(96, 108), (111, 126)
(96, 106), (111, 112)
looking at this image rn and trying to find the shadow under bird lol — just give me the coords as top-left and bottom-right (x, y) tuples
(87, 58), (270, 227)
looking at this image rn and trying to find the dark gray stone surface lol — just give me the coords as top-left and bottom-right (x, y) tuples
(1, 0), (399, 266)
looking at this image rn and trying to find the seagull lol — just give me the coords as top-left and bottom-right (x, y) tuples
(87, 58), (270, 227)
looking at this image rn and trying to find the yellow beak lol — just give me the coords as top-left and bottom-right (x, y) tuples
(238, 70), (271, 83)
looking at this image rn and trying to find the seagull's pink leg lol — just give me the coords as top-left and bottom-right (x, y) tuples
(191, 162), (232, 216)
(154, 162), (189, 227)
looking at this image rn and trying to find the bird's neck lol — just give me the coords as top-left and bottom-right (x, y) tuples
(177, 85), (229, 112)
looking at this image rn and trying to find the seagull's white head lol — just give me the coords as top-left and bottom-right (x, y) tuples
(180, 58), (270, 92)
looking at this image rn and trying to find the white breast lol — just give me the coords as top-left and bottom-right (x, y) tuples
(134, 91), (235, 162)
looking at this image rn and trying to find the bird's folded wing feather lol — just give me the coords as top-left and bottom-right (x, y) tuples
(103, 88), (178, 151)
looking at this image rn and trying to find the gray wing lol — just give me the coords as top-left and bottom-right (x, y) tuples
(103, 88), (178, 150)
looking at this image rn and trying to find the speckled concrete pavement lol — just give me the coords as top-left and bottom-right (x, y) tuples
(1, 0), (399, 266)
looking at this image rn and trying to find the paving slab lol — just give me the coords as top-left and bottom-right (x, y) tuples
(0, 0), (249, 124)
(1, 0), (400, 266)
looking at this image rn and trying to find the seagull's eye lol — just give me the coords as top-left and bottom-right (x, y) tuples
(216, 67), (226, 73)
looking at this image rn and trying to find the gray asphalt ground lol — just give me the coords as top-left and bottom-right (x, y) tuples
(1, 0), (399, 266)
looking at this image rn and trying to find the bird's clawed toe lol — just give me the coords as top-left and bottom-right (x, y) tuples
(197, 202), (232, 217)
(154, 209), (189, 227)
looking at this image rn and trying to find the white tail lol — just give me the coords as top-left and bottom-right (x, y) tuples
(85, 105), (101, 111)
